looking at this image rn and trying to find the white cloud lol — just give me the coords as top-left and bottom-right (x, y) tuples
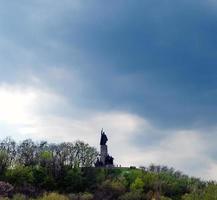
(128, 129), (217, 181)
(0, 83), (66, 137)
(0, 84), (37, 125)
(0, 82), (152, 167)
(144, 131), (206, 171)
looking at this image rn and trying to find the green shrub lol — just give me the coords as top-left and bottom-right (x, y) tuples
(181, 193), (202, 200)
(5, 166), (33, 186)
(121, 169), (144, 189)
(94, 179), (125, 200)
(38, 192), (69, 200)
(160, 196), (172, 200)
(119, 191), (146, 200)
(68, 193), (77, 200)
(130, 177), (144, 192)
(68, 192), (93, 200)
(12, 193), (26, 200)
(80, 193), (93, 200)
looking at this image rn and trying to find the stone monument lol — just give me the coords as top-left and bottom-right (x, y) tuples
(95, 129), (114, 167)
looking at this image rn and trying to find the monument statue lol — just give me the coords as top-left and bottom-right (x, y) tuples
(100, 129), (108, 145)
(95, 129), (114, 167)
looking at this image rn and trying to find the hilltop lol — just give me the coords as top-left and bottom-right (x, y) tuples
(0, 137), (216, 200)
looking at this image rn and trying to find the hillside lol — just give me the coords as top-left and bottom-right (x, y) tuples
(0, 138), (216, 200)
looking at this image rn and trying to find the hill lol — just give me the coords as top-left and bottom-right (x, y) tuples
(0, 137), (216, 200)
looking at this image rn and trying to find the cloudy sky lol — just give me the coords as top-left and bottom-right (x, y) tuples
(0, 0), (217, 180)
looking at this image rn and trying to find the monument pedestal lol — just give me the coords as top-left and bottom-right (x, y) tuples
(100, 144), (108, 165)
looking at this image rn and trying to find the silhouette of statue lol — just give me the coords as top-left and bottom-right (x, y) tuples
(100, 129), (108, 145)
(105, 155), (114, 165)
(95, 157), (103, 167)
(95, 129), (115, 167)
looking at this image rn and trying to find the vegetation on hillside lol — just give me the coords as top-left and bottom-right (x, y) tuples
(0, 137), (216, 200)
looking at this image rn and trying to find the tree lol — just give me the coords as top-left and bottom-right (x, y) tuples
(17, 139), (37, 166)
(0, 137), (16, 167)
(0, 151), (9, 176)
(73, 141), (98, 168)
(39, 150), (53, 168)
(63, 167), (84, 193)
(32, 166), (56, 191)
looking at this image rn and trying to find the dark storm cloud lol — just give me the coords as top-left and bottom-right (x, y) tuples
(55, 0), (217, 128)
(0, 0), (217, 130)
(1, 0), (217, 128)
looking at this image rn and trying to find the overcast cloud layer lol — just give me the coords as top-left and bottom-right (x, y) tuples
(0, 0), (217, 180)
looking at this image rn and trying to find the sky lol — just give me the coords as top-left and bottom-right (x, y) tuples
(0, 0), (217, 180)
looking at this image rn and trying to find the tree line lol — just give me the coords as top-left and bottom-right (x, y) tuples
(0, 137), (98, 172)
(0, 137), (217, 200)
